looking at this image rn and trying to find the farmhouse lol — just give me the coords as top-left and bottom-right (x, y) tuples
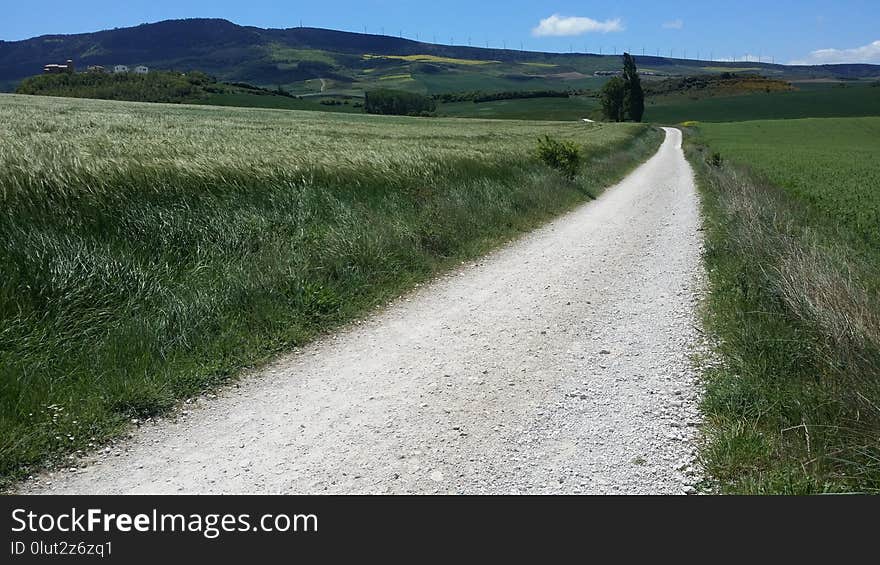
(87, 65), (106, 73)
(134, 65), (149, 74)
(113, 65), (129, 73)
(43, 59), (74, 74)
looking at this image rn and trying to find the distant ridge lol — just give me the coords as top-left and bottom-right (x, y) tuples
(2, 18), (878, 91)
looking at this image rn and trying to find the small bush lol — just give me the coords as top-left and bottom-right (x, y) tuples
(707, 151), (723, 167)
(537, 136), (582, 179)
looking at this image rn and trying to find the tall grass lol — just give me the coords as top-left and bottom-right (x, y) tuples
(685, 122), (880, 493)
(0, 94), (661, 486)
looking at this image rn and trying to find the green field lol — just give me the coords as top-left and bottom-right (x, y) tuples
(0, 93), (661, 486)
(439, 82), (879, 123)
(413, 71), (604, 96)
(439, 95), (600, 121)
(201, 92), (363, 113)
(649, 83), (880, 123)
(699, 118), (880, 248)
(688, 117), (880, 492)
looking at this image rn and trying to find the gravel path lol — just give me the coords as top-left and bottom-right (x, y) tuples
(23, 127), (704, 495)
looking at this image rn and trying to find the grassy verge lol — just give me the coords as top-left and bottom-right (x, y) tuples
(0, 94), (662, 487)
(684, 118), (880, 493)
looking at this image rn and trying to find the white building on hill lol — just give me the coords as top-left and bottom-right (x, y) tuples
(134, 66), (149, 74)
(113, 65), (129, 73)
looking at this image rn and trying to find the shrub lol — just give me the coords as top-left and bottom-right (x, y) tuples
(707, 151), (723, 167)
(537, 136), (582, 179)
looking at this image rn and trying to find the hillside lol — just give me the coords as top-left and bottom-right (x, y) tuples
(644, 73), (794, 97)
(2, 18), (879, 96)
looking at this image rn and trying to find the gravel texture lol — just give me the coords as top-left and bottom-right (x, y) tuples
(22, 127), (704, 495)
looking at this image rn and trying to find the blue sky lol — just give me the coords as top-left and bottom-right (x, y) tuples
(3, 1), (879, 64)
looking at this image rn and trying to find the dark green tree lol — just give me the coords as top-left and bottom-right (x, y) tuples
(622, 53), (645, 122)
(600, 76), (626, 122)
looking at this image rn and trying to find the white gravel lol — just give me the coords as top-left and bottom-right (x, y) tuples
(22, 127), (704, 495)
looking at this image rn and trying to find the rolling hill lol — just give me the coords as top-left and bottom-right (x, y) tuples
(2, 18), (879, 96)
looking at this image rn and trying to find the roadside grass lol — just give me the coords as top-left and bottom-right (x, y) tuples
(0, 94), (662, 487)
(685, 117), (880, 493)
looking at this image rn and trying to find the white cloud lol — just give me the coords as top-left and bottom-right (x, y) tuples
(532, 14), (624, 37)
(790, 40), (880, 65)
(662, 19), (684, 30)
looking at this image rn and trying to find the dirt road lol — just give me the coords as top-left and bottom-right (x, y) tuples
(24, 128), (704, 494)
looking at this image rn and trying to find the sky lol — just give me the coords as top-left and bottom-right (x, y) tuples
(2, 0), (880, 65)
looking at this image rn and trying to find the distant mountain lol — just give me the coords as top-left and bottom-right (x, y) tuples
(2, 18), (879, 94)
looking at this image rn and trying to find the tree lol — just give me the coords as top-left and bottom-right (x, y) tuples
(600, 77), (626, 122)
(622, 53), (645, 122)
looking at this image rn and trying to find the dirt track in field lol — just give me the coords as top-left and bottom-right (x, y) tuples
(23, 127), (704, 495)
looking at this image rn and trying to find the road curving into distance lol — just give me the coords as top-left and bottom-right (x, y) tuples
(23, 128), (705, 495)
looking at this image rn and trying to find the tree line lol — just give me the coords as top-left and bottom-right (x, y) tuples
(15, 71), (220, 104)
(434, 90), (578, 104)
(364, 89), (436, 116)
